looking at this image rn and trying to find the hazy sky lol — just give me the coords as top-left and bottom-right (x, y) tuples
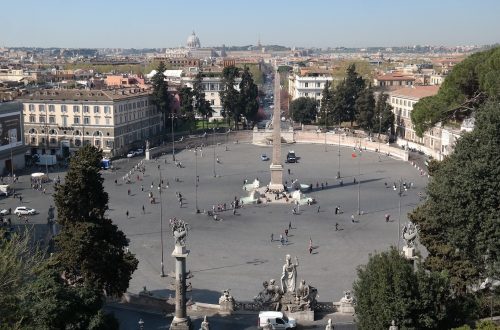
(2, 0), (499, 48)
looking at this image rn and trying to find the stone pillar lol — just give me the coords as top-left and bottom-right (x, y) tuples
(269, 68), (284, 192)
(170, 245), (192, 330)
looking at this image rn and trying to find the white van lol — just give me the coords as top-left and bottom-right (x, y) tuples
(258, 311), (296, 329)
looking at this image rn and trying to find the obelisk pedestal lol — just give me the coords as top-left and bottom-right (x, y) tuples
(269, 68), (284, 192)
(170, 245), (192, 330)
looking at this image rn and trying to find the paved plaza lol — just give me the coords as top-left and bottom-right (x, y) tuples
(1, 141), (427, 329)
(103, 142), (427, 304)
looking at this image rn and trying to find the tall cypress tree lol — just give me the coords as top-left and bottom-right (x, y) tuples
(151, 61), (171, 129)
(53, 145), (138, 297)
(219, 66), (241, 129)
(355, 85), (375, 132)
(239, 66), (259, 127)
(320, 81), (333, 126)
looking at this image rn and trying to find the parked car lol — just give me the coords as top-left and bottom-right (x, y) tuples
(126, 151), (136, 158)
(135, 148), (144, 156)
(261, 154), (269, 161)
(14, 206), (37, 216)
(0, 209), (9, 215)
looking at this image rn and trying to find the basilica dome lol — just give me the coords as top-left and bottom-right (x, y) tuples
(186, 31), (201, 49)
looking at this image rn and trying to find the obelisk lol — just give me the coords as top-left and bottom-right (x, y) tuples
(269, 69), (284, 192)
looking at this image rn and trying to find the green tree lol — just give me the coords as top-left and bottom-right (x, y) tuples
(331, 81), (348, 125)
(344, 64), (366, 124)
(355, 85), (376, 131)
(192, 72), (213, 129)
(374, 92), (395, 136)
(409, 100), (500, 296)
(178, 86), (195, 130)
(219, 66), (241, 129)
(411, 47), (500, 137)
(239, 66), (260, 127)
(354, 248), (461, 330)
(290, 97), (318, 124)
(151, 61), (171, 129)
(53, 145), (138, 297)
(319, 81), (333, 126)
(0, 230), (44, 328)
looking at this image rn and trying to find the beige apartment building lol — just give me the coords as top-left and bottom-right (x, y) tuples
(389, 86), (442, 155)
(20, 88), (163, 157)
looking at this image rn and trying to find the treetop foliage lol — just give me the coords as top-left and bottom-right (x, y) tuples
(410, 99), (500, 295)
(411, 47), (500, 136)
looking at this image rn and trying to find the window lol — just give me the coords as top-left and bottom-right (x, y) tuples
(104, 106), (111, 114)
(84, 116), (90, 124)
(61, 105), (67, 113)
(29, 104), (35, 112)
(316, 92), (321, 97)
(74, 117), (80, 124)
(95, 140), (100, 147)
(305, 83), (309, 88)
(62, 116), (68, 126)
(305, 92), (309, 97)
(39, 104), (45, 112)
(105, 118), (110, 125)
(29, 115), (36, 123)
(83, 106), (90, 113)
(95, 117), (100, 125)
(210, 100), (214, 105)
(39, 116), (46, 123)
(316, 82), (321, 88)
(49, 105), (55, 112)
(73, 105), (80, 113)
(49, 116), (56, 124)
(93, 106), (100, 113)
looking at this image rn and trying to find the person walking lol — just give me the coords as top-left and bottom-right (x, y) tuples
(351, 214), (355, 223)
(285, 229), (288, 237)
(288, 168), (291, 175)
(127, 188), (131, 196)
(317, 206), (321, 213)
(126, 210), (129, 218)
(334, 206), (338, 215)
(142, 205), (145, 214)
(280, 234), (284, 246)
(141, 185), (144, 192)
(385, 214), (390, 222)
(270, 233), (274, 242)
(335, 223), (339, 231)
(288, 221), (292, 230)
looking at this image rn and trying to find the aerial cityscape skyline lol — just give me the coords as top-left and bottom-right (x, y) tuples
(3, 0), (500, 48)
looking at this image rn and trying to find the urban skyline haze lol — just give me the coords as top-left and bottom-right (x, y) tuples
(2, 0), (499, 48)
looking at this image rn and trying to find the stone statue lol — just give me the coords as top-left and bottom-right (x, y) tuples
(340, 290), (354, 304)
(200, 315), (210, 330)
(281, 255), (299, 293)
(254, 279), (282, 311)
(325, 318), (334, 330)
(145, 139), (150, 150)
(170, 218), (189, 246)
(402, 222), (418, 248)
(389, 319), (398, 330)
(296, 279), (318, 310)
(218, 289), (234, 304)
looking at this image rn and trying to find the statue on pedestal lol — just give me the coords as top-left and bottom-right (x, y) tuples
(200, 315), (210, 330)
(170, 218), (189, 246)
(389, 320), (398, 330)
(281, 254), (299, 293)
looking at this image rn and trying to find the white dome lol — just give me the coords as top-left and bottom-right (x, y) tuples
(186, 31), (201, 49)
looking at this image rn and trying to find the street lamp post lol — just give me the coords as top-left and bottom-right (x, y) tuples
(159, 167), (166, 277)
(397, 178), (404, 250)
(357, 139), (361, 215)
(171, 112), (175, 162)
(378, 113), (382, 161)
(212, 128), (216, 177)
(194, 147), (199, 213)
(337, 117), (341, 179)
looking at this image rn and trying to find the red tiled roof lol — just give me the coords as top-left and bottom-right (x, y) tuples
(375, 73), (415, 81)
(390, 86), (440, 100)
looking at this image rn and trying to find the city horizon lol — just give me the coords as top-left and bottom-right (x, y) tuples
(3, 0), (499, 49)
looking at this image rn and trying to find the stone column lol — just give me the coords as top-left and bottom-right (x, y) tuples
(269, 68), (284, 192)
(170, 244), (192, 330)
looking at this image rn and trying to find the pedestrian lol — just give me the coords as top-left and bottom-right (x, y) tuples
(334, 206), (338, 215)
(127, 188), (131, 195)
(317, 206), (320, 213)
(351, 214), (355, 223)
(288, 221), (292, 230)
(141, 185), (144, 192)
(309, 245), (313, 254)
(321, 183), (324, 190)
(142, 205), (145, 214)
(280, 234), (284, 246)
(271, 233), (274, 242)
(114, 179), (118, 185)
(309, 237), (312, 248)
(353, 177), (356, 184)
(292, 207), (297, 215)
(335, 223), (339, 231)
(288, 168), (291, 175)
(19, 196), (22, 203)
(285, 229), (288, 237)
(126, 210), (129, 218)
(385, 214), (390, 222)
